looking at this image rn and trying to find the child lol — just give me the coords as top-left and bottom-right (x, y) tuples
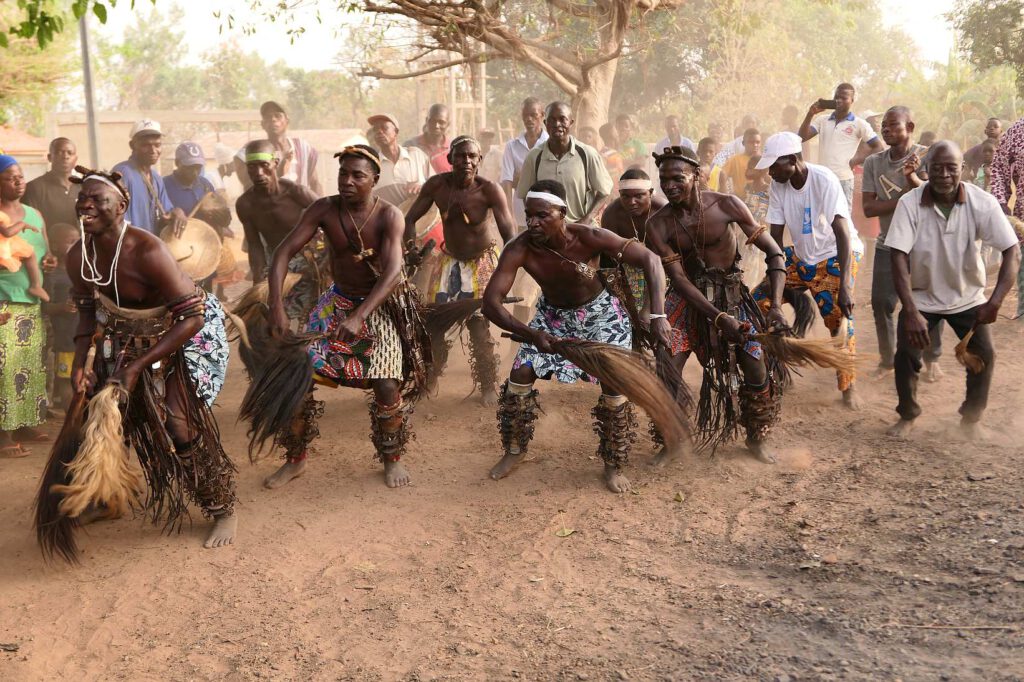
(0, 209), (49, 302)
(973, 139), (996, 192)
(43, 223), (78, 409)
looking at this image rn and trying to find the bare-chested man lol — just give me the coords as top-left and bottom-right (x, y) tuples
(600, 168), (668, 320)
(404, 135), (516, 404)
(251, 145), (430, 490)
(482, 179), (671, 493)
(236, 139), (322, 323)
(645, 146), (788, 463)
(44, 168), (237, 554)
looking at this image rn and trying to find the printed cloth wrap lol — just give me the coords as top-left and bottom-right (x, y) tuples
(512, 289), (632, 383)
(428, 244), (500, 303)
(183, 294), (229, 406)
(306, 284), (403, 387)
(665, 288), (763, 361)
(0, 302), (47, 430)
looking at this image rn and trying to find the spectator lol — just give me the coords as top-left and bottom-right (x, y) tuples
(517, 101), (612, 225)
(861, 106), (942, 379)
(163, 142), (231, 235)
(368, 113), (432, 204)
(405, 103), (452, 174)
(478, 128), (503, 182)
(972, 139), (997, 192)
(615, 114), (647, 167)
(0, 155), (51, 457)
(500, 97), (548, 229)
(720, 128), (762, 198)
(798, 83), (883, 205)
(111, 119), (187, 235)
(259, 100), (322, 196)
(990, 116), (1024, 319)
(780, 105), (800, 134)
(654, 115), (695, 154)
(965, 117), (1002, 179)
(42, 222), (78, 410)
(697, 137), (722, 191)
(713, 114), (758, 169)
(598, 123), (626, 190)
(22, 137), (79, 228)
(918, 130), (937, 148)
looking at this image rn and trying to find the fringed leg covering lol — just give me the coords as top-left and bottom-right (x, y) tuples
(592, 395), (638, 469)
(426, 334), (453, 392)
(177, 436), (237, 518)
(370, 398), (412, 463)
(275, 394), (324, 463)
(497, 380), (540, 456)
(468, 317), (500, 397)
(738, 379), (780, 444)
(649, 420), (664, 451)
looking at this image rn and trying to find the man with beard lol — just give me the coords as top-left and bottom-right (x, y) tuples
(111, 120), (187, 236)
(55, 168), (236, 550)
(751, 132), (863, 409)
(235, 140), (321, 324)
(23, 137), (80, 228)
(405, 103), (453, 174)
(259, 100), (323, 196)
(885, 141), (1019, 438)
(599, 168), (667, 321)
(403, 136), (516, 404)
(645, 146), (788, 462)
(517, 102), (612, 225)
(481, 179), (671, 493)
(250, 145), (430, 490)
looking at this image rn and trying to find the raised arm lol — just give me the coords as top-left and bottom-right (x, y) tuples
(799, 103), (823, 142)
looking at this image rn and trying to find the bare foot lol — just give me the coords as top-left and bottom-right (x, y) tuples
(650, 444), (684, 469)
(842, 386), (862, 411)
(384, 459), (410, 488)
(203, 512), (237, 549)
(871, 365), (894, 379)
(746, 439), (777, 464)
(924, 361), (944, 383)
(887, 419), (915, 437)
(489, 452), (525, 480)
(13, 426), (49, 442)
(959, 420), (990, 441)
(603, 464), (632, 493)
(263, 459), (306, 489)
(28, 286), (50, 302)
(0, 443), (28, 458)
(478, 386), (498, 407)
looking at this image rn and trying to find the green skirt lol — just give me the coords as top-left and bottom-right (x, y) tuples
(0, 302), (47, 430)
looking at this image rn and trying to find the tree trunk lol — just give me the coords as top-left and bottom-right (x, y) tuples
(573, 58), (617, 132)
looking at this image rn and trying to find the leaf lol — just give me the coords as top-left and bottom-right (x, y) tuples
(93, 3), (108, 23)
(674, 491), (685, 503)
(555, 527), (575, 538)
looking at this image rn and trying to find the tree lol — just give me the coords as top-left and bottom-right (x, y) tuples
(951, 0), (1024, 97)
(2, 0), (152, 48)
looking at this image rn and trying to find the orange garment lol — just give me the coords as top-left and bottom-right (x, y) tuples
(721, 153), (752, 197)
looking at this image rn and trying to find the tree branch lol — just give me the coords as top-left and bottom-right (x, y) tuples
(357, 53), (487, 79)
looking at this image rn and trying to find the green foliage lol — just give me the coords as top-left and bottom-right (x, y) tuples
(2, 1), (155, 49)
(951, 0), (1024, 97)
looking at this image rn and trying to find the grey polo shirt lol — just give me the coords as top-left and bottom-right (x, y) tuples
(516, 137), (612, 222)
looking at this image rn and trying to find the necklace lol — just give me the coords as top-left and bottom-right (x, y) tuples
(542, 238), (597, 280)
(444, 178), (472, 224)
(343, 196), (380, 262)
(629, 209), (651, 243)
(80, 219), (128, 306)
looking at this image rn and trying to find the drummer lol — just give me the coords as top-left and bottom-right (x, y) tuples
(163, 142), (232, 237)
(235, 139), (322, 323)
(369, 113), (433, 203)
(403, 135), (517, 405)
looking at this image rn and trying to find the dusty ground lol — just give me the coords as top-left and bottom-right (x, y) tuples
(2, 277), (1023, 681)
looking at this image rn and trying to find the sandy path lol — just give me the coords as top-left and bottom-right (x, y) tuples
(2, 282), (1022, 681)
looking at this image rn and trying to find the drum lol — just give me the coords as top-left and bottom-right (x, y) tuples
(160, 218), (222, 282)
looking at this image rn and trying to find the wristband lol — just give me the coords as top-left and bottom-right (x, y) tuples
(713, 311), (729, 329)
(649, 313), (667, 320)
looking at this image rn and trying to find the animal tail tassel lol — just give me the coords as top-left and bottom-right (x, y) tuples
(753, 334), (856, 375)
(955, 327), (985, 374)
(49, 384), (142, 520)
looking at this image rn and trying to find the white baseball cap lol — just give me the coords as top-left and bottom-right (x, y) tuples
(130, 119), (162, 139)
(754, 132), (802, 170)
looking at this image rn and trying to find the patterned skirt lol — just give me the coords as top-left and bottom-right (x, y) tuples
(181, 294), (229, 406)
(512, 289), (632, 384)
(427, 244), (500, 303)
(306, 284), (404, 387)
(0, 302), (47, 430)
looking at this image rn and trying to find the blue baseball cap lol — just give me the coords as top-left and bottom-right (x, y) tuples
(175, 141), (205, 166)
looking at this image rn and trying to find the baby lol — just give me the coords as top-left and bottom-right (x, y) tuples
(0, 209), (49, 302)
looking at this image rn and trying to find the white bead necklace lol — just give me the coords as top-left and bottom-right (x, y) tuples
(80, 218), (128, 306)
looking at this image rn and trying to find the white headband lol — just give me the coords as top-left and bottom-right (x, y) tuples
(82, 174), (128, 199)
(618, 179), (653, 191)
(525, 191), (567, 208)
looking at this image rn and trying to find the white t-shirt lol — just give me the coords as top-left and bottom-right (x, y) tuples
(810, 112), (877, 182)
(767, 162), (863, 264)
(378, 145), (432, 188)
(884, 182), (1018, 314)
(500, 130), (549, 226)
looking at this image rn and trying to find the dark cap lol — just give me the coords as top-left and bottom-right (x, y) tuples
(260, 100), (286, 117)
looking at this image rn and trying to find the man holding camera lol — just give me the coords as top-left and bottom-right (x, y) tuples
(799, 83), (884, 205)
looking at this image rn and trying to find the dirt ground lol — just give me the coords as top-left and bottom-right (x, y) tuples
(2, 275), (1023, 681)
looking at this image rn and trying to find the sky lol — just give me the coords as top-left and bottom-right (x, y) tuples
(93, 0), (960, 72)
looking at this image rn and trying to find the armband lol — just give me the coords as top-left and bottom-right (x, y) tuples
(764, 251), (786, 263)
(767, 267), (788, 276)
(745, 225), (768, 245)
(167, 289), (207, 322)
(614, 237), (638, 264)
(649, 313), (667, 320)
(661, 253), (682, 266)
